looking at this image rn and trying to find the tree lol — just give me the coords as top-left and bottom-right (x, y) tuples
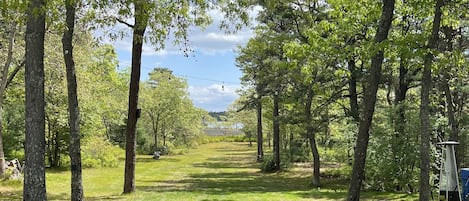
(0, 1), (24, 176)
(62, 0), (83, 199)
(347, 0), (395, 200)
(255, 91), (263, 161)
(89, 0), (251, 193)
(419, 0), (444, 199)
(141, 67), (188, 153)
(24, 0), (47, 199)
(121, 1), (147, 193)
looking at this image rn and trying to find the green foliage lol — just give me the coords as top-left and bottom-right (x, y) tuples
(289, 138), (311, 162)
(364, 97), (421, 192)
(7, 150), (24, 162)
(137, 68), (204, 154)
(260, 153), (292, 173)
(319, 147), (349, 164)
(260, 154), (277, 172)
(322, 165), (352, 180)
(81, 137), (124, 168)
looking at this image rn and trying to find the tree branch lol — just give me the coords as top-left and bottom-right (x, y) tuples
(115, 17), (134, 28)
(5, 59), (24, 89)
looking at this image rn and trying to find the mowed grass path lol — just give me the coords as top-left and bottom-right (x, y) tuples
(1, 142), (417, 200)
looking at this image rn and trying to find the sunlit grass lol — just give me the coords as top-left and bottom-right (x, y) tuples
(0, 142), (418, 200)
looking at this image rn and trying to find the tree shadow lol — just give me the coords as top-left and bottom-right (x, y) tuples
(0, 190), (22, 201)
(85, 194), (126, 201)
(134, 143), (359, 200)
(136, 157), (181, 163)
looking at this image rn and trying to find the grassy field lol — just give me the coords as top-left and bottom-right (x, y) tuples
(0, 142), (417, 200)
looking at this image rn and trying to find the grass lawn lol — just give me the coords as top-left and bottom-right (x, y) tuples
(0, 142), (418, 200)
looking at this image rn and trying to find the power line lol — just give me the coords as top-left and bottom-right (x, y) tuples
(140, 65), (239, 85)
(174, 74), (239, 85)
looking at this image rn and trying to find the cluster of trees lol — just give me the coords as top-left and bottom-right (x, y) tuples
(1, 0), (255, 200)
(2, 0), (468, 200)
(234, 0), (468, 200)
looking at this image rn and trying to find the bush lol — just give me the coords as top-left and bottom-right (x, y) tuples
(260, 155), (277, 172)
(260, 154), (291, 172)
(289, 139), (311, 162)
(81, 137), (124, 168)
(8, 150), (25, 162)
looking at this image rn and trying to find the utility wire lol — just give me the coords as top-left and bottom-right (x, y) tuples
(140, 65), (239, 85)
(174, 74), (239, 85)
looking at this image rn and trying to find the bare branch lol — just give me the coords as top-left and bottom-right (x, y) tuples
(5, 59), (25, 89)
(115, 17), (134, 28)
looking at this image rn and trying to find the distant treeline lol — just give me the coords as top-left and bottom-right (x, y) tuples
(208, 112), (227, 121)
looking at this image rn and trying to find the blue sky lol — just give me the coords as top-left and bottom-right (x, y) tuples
(109, 9), (258, 112)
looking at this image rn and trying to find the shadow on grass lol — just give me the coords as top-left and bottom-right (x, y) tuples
(136, 157), (181, 163)
(136, 170), (354, 200)
(0, 190), (22, 201)
(134, 143), (360, 200)
(193, 156), (257, 169)
(85, 195), (126, 201)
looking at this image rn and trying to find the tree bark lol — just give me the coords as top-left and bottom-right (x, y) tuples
(149, 113), (159, 152)
(347, 1), (395, 200)
(24, 0), (47, 199)
(309, 135), (320, 187)
(256, 99), (264, 162)
(272, 94), (280, 170)
(419, 0), (443, 200)
(123, 0), (148, 194)
(0, 22), (17, 176)
(0, 108), (4, 176)
(62, 0), (84, 200)
(305, 89), (320, 186)
(440, 27), (461, 167)
(347, 59), (359, 123)
(391, 54), (411, 191)
(442, 57), (458, 142)
(395, 55), (410, 136)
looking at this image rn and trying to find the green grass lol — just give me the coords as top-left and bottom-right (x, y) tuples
(0, 142), (418, 200)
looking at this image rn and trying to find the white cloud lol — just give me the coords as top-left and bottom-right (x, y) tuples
(189, 84), (240, 112)
(105, 6), (260, 57)
(189, 29), (252, 55)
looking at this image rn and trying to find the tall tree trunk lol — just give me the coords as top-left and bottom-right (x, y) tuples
(0, 108), (4, 176)
(62, 0), (84, 199)
(392, 54), (410, 191)
(24, 0), (47, 199)
(273, 94), (280, 170)
(305, 89), (320, 187)
(419, 0), (443, 200)
(162, 127), (166, 147)
(347, 59), (359, 123)
(256, 99), (264, 162)
(123, 0), (148, 194)
(395, 55), (410, 136)
(309, 135), (320, 187)
(442, 56), (458, 142)
(150, 113), (159, 152)
(347, 1), (395, 200)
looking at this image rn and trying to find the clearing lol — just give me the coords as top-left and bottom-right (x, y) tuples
(0, 142), (417, 200)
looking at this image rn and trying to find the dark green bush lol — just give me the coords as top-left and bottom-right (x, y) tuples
(289, 139), (311, 162)
(260, 154), (291, 172)
(260, 155), (277, 172)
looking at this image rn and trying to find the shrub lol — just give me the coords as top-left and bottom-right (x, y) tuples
(260, 155), (277, 172)
(81, 137), (124, 168)
(289, 139), (311, 162)
(8, 150), (25, 162)
(260, 154), (291, 172)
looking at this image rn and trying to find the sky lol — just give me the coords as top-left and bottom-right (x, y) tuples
(109, 9), (259, 112)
